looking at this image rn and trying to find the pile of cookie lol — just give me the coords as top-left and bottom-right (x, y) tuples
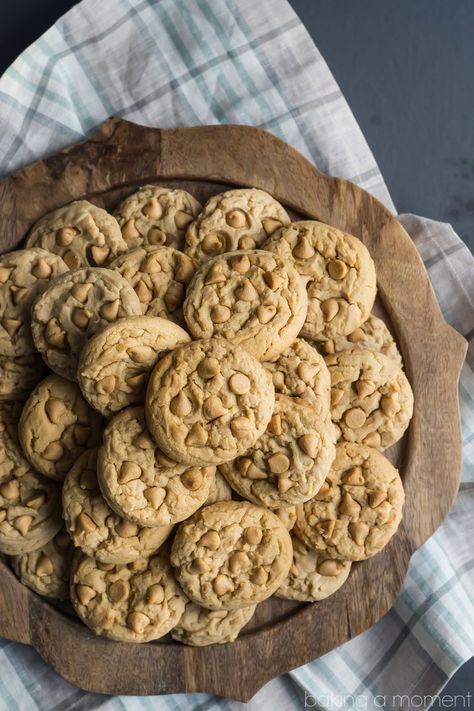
(0, 186), (413, 646)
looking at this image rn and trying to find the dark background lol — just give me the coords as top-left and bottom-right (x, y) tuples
(0, 0), (472, 701)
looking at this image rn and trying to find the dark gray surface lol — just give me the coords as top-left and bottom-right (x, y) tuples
(0, 0), (471, 703)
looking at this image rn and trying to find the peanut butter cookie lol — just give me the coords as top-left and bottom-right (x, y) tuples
(276, 535), (351, 601)
(263, 220), (377, 341)
(18, 375), (103, 481)
(294, 442), (404, 560)
(183, 250), (308, 362)
(171, 600), (256, 646)
(26, 200), (127, 269)
(108, 246), (195, 325)
(98, 407), (215, 527)
(275, 506), (298, 531)
(326, 349), (414, 450)
(31, 267), (142, 381)
(11, 528), (73, 599)
(184, 188), (290, 264)
(171, 501), (293, 610)
(0, 353), (46, 400)
(70, 548), (186, 643)
(0, 248), (69, 357)
(114, 185), (202, 251)
(219, 395), (335, 508)
(145, 338), (275, 466)
(264, 338), (331, 416)
(317, 314), (403, 367)
(78, 316), (190, 417)
(63, 449), (172, 564)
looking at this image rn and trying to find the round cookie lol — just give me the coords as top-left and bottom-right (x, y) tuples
(171, 600), (256, 646)
(170, 501), (293, 610)
(70, 549), (186, 643)
(0, 401), (32, 478)
(78, 316), (190, 417)
(203, 470), (233, 506)
(0, 248), (69, 357)
(219, 395), (335, 508)
(26, 200), (127, 269)
(276, 535), (351, 601)
(263, 220), (377, 341)
(18, 375), (104, 482)
(183, 250), (308, 362)
(108, 246), (195, 325)
(326, 349), (414, 450)
(98, 407), (215, 527)
(11, 528), (73, 599)
(114, 185), (202, 251)
(31, 267), (142, 381)
(264, 338), (331, 416)
(317, 314), (403, 367)
(63, 449), (172, 564)
(0, 353), (47, 400)
(145, 338), (275, 466)
(184, 188), (290, 264)
(294, 442), (405, 561)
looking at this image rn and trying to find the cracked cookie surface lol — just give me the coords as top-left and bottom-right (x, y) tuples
(98, 407), (215, 527)
(326, 349), (413, 450)
(78, 316), (190, 417)
(11, 528), (73, 599)
(263, 220), (377, 341)
(114, 185), (202, 251)
(219, 395), (336, 508)
(26, 200), (127, 269)
(109, 245), (195, 325)
(64, 448), (172, 563)
(183, 250), (308, 362)
(184, 188), (290, 264)
(0, 248), (69, 357)
(264, 338), (331, 416)
(145, 338), (275, 466)
(294, 442), (404, 560)
(276, 534), (351, 601)
(171, 600), (256, 646)
(70, 548), (186, 642)
(18, 375), (103, 481)
(171, 501), (293, 610)
(0, 353), (47, 401)
(317, 314), (403, 367)
(31, 267), (142, 381)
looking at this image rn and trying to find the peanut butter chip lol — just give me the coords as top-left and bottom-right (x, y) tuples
(192, 558), (210, 573)
(344, 407), (367, 428)
(72, 308), (91, 330)
(250, 566), (268, 585)
(230, 416), (252, 436)
(25, 492), (46, 509)
(2, 319), (22, 337)
(76, 512), (97, 534)
(31, 258), (52, 279)
(356, 380), (375, 398)
(381, 395), (401, 417)
(36, 554), (54, 577)
(45, 398), (67, 424)
(244, 526), (263, 545)
(226, 209), (247, 228)
(229, 551), (250, 574)
(235, 280), (257, 301)
(267, 413), (282, 436)
(122, 219), (140, 241)
(148, 227), (167, 245)
(76, 584), (96, 605)
(42, 441), (64, 461)
(327, 259), (348, 280)
(79, 468), (97, 490)
(238, 236), (256, 250)
(0, 480), (19, 499)
(293, 236), (315, 259)
(96, 374), (117, 394)
(257, 304), (277, 324)
(348, 327), (368, 343)
(263, 272), (284, 291)
(181, 468), (204, 490)
(143, 487), (166, 509)
(278, 478), (293, 494)
(202, 233), (223, 255)
(343, 467), (365, 485)
(317, 520), (336, 538)
(317, 559), (341, 576)
(228, 372), (251, 395)
(128, 611), (150, 634)
(10, 286), (28, 304)
(141, 255), (161, 274)
(14, 515), (34, 535)
(164, 282), (185, 312)
(0, 267), (12, 283)
(339, 492), (361, 517)
(349, 521), (370, 546)
(230, 255), (251, 273)
(45, 318), (67, 348)
(146, 583), (165, 604)
(262, 217), (282, 235)
(127, 345), (155, 363)
(203, 396), (227, 419)
(63, 251), (81, 269)
(297, 362), (318, 383)
(197, 357), (220, 379)
(170, 391), (192, 417)
(199, 530), (220, 549)
(185, 423), (208, 446)
(298, 434), (320, 458)
(174, 257), (194, 283)
(90, 246), (110, 265)
(115, 519), (138, 537)
(369, 490), (387, 508)
(174, 210), (193, 230)
(100, 299), (120, 321)
(210, 304), (231, 323)
(56, 227), (75, 246)
(143, 198), (163, 220)
(118, 461), (142, 484)
(109, 580), (130, 602)
(204, 263), (226, 285)
(363, 432), (382, 448)
(331, 388), (344, 406)
(321, 299), (339, 322)
(213, 574), (234, 595)
(267, 453), (290, 474)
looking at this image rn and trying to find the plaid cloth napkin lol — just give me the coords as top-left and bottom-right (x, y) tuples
(0, 1), (473, 709)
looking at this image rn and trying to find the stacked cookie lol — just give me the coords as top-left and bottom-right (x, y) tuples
(0, 186), (413, 646)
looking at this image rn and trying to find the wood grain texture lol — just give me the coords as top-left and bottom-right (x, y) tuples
(0, 119), (467, 701)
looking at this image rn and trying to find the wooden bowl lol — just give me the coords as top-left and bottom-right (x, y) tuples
(0, 119), (466, 701)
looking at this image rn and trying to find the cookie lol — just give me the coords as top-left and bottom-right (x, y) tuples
(170, 501), (293, 610)
(264, 339), (331, 416)
(18, 375), (104, 482)
(171, 600), (256, 646)
(31, 267), (142, 381)
(145, 338), (275, 466)
(203, 470), (233, 506)
(0, 401), (31, 478)
(108, 246), (195, 325)
(114, 185), (202, 251)
(11, 528), (73, 599)
(183, 250), (308, 362)
(78, 316), (190, 417)
(263, 220), (377, 341)
(274, 506), (297, 531)
(184, 188), (290, 264)
(0, 353), (47, 400)
(63, 449), (172, 564)
(97, 407), (215, 527)
(70, 548), (186, 643)
(26, 200), (127, 269)
(0, 248), (69, 357)
(275, 535), (351, 601)
(326, 349), (414, 450)
(219, 395), (335, 508)
(317, 314), (403, 367)
(294, 442), (405, 560)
